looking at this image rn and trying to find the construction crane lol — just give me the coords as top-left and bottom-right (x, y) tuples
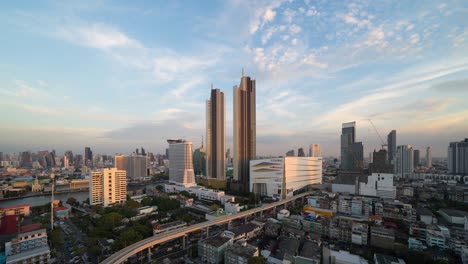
(367, 119), (387, 150)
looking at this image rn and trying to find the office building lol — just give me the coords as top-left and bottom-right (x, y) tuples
(115, 154), (147, 181)
(340, 122), (363, 171)
(369, 149), (392, 173)
(5, 229), (50, 264)
(20, 151), (32, 168)
(448, 138), (468, 175)
(297, 147), (305, 157)
(193, 137), (206, 176)
(387, 130), (396, 165)
(85, 147), (93, 168)
(250, 157), (322, 199)
(167, 139), (196, 187)
(309, 144), (321, 157)
(206, 87), (226, 181)
(89, 168), (127, 207)
(286, 150), (295, 157)
(413, 149), (420, 167)
(394, 145), (414, 178)
(426, 146), (432, 168)
(233, 73), (256, 193)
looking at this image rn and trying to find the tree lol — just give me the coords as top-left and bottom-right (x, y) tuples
(180, 190), (190, 197)
(49, 228), (63, 247)
(210, 204), (220, 211)
(156, 185), (163, 192)
(112, 229), (143, 250)
(67, 197), (78, 207)
(141, 197), (153, 207)
(248, 256), (266, 264)
(101, 212), (123, 229)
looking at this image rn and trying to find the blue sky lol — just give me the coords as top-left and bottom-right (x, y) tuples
(0, 0), (467, 157)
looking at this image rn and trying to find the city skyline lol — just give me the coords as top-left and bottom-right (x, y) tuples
(0, 1), (467, 157)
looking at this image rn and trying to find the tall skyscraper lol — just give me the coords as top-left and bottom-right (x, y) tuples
(413, 149), (420, 167)
(64, 151), (74, 165)
(340, 121), (363, 171)
(309, 144), (321, 157)
(89, 168), (127, 207)
(20, 151), (32, 168)
(193, 138), (206, 176)
(286, 150), (295, 157)
(448, 138), (468, 175)
(426, 146), (432, 168)
(115, 154), (147, 181)
(395, 145), (414, 178)
(84, 147), (93, 168)
(387, 130), (396, 165)
(297, 148), (305, 157)
(206, 87), (226, 180)
(369, 149), (392, 173)
(167, 139), (196, 187)
(233, 73), (256, 193)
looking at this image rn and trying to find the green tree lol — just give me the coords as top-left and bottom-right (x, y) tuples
(156, 185), (163, 192)
(49, 228), (63, 247)
(180, 190), (190, 197)
(141, 197), (153, 207)
(67, 197), (78, 207)
(101, 212), (123, 229)
(112, 229), (143, 250)
(248, 256), (266, 264)
(210, 204), (220, 211)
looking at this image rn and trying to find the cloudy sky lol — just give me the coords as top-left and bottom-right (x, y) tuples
(0, 0), (467, 157)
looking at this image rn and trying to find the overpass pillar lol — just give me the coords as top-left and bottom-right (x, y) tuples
(182, 235), (186, 250)
(244, 216), (248, 224)
(206, 226), (209, 237)
(147, 247), (151, 261)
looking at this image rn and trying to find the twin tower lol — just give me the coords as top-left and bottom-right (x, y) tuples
(206, 73), (256, 193)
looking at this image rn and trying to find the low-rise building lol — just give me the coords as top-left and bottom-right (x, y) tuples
(5, 229), (50, 264)
(269, 237), (300, 263)
(323, 247), (368, 264)
(426, 229), (448, 250)
(54, 206), (69, 219)
(224, 240), (259, 264)
(439, 209), (468, 225)
(225, 223), (263, 241)
(352, 222), (368, 246)
(374, 253), (406, 264)
(198, 234), (233, 264)
(224, 202), (242, 214)
(137, 206), (156, 215)
(277, 209), (290, 220)
(417, 208), (437, 225)
(1, 204), (31, 216)
(408, 237), (428, 251)
(371, 226), (395, 249)
(296, 240), (321, 264)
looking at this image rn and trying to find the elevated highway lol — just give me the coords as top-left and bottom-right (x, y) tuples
(101, 191), (312, 264)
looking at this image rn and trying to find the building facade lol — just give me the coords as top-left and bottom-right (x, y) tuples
(5, 229), (50, 264)
(387, 130), (396, 166)
(395, 145), (414, 178)
(309, 144), (321, 157)
(233, 74), (256, 193)
(340, 122), (363, 171)
(84, 147), (93, 168)
(250, 157), (322, 199)
(206, 88), (226, 181)
(448, 138), (468, 175)
(115, 154), (147, 181)
(167, 139), (196, 187)
(89, 168), (127, 207)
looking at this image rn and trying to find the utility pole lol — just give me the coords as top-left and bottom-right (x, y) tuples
(50, 173), (55, 230)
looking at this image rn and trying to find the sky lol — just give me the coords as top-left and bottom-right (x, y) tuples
(0, 0), (467, 158)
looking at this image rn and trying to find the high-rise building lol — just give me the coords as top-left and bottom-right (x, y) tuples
(167, 139), (196, 187)
(74, 154), (83, 168)
(309, 144), (321, 157)
(286, 150), (295, 157)
(115, 154), (147, 181)
(64, 155), (70, 169)
(369, 149), (393, 174)
(426, 146), (432, 168)
(340, 121), (363, 171)
(387, 130), (396, 165)
(20, 151), (32, 168)
(85, 147), (93, 168)
(89, 168), (127, 207)
(193, 137), (206, 176)
(64, 150), (74, 165)
(395, 145), (414, 178)
(233, 73), (256, 193)
(206, 87), (226, 180)
(413, 149), (420, 167)
(298, 148), (305, 157)
(448, 139), (468, 175)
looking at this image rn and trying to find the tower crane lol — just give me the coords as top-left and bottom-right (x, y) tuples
(367, 119), (387, 150)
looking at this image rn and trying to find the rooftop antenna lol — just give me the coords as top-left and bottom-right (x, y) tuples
(242, 67), (244, 77)
(211, 83), (213, 90)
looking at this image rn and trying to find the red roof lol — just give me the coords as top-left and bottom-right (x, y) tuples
(20, 223), (41, 233)
(369, 215), (383, 220)
(54, 206), (69, 212)
(1, 204), (30, 210)
(0, 215), (18, 235)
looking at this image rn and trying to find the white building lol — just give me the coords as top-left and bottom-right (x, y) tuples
(90, 168), (127, 207)
(395, 145), (414, 178)
(323, 247), (368, 264)
(359, 173), (396, 199)
(277, 209), (290, 220)
(309, 144), (321, 157)
(250, 157), (322, 200)
(164, 184), (234, 205)
(167, 139), (196, 187)
(5, 229), (50, 264)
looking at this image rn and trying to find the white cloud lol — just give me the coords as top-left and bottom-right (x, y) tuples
(306, 7), (319, 16)
(410, 34), (420, 44)
(263, 8), (277, 23)
(283, 8), (296, 23)
(289, 24), (302, 35)
(291, 38), (298, 45)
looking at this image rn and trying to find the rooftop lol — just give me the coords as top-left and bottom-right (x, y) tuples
(1, 204), (30, 210)
(6, 246), (50, 262)
(417, 208), (434, 217)
(299, 240), (321, 259)
(375, 253), (406, 264)
(226, 241), (258, 258)
(274, 237), (300, 260)
(201, 234), (232, 248)
(439, 209), (468, 218)
(229, 223), (260, 236)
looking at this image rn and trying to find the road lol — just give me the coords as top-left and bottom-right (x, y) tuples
(101, 191), (312, 264)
